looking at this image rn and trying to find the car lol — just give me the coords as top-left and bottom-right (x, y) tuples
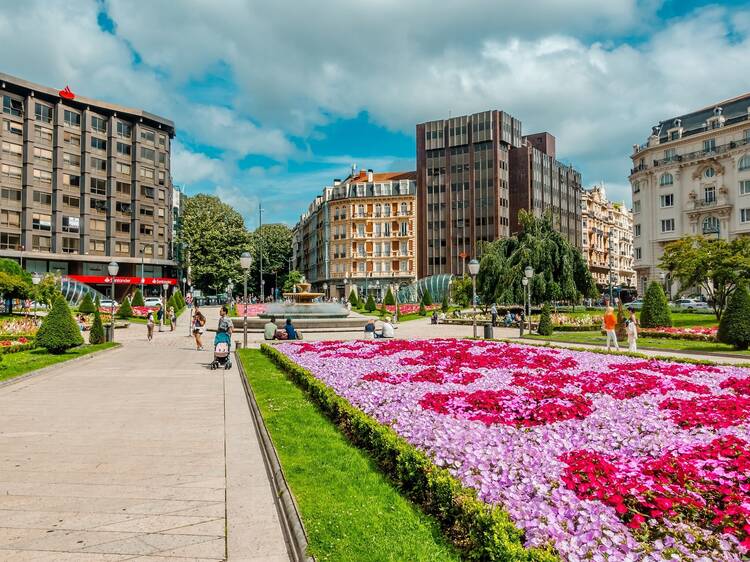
(99, 298), (118, 309)
(143, 297), (163, 307)
(671, 298), (710, 312)
(628, 299), (645, 310)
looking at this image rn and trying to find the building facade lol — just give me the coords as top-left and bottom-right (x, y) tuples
(416, 110), (521, 277)
(0, 73), (176, 296)
(293, 168), (417, 300)
(509, 132), (583, 249)
(581, 185), (635, 288)
(630, 93), (750, 295)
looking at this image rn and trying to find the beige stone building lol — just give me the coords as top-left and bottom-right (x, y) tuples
(630, 93), (750, 296)
(293, 168), (417, 300)
(581, 185), (635, 289)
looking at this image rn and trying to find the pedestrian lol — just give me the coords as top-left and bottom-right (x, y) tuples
(603, 306), (619, 352)
(146, 311), (155, 341)
(627, 306), (638, 353)
(491, 303), (498, 327)
(157, 304), (164, 332)
(168, 306), (176, 331)
(216, 305), (233, 341)
(192, 305), (206, 350)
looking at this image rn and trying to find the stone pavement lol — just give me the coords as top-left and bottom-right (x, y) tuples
(0, 307), (289, 561)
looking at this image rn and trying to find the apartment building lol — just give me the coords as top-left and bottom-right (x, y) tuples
(581, 185), (635, 288)
(416, 110), (521, 277)
(0, 72), (176, 296)
(293, 168), (417, 300)
(509, 132), (583, 249)
(630, 93), (750, 294)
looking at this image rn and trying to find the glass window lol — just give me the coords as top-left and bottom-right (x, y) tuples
(704, 186), (716, 203)
(63, 173), (81, 188)
(116, 201), (131, 214)
(1, 164), (22, 179)
(32, 213), (52, 231)
(158, 170), (165, 185)
(140, 167), (154, 180)
(140, 223), (154, 236)
(89, 239), (106, 253)
(659, 173), (673, 186)
(140, 129), (155, 143)
(116, 162), (131, 175)
(116, 221), (130, 233)
(90, 178), (107, 195)
(64, 131), (80, 146)
(2, 141), (22, 156)
(63, 153), (81, 168)
(741, 209), (750, 223)
(116, 241), (131, 254)
(635, 247), (642, 260)
(35, 103), (53, 123)
(739, 155), (750, 171)
(63, 195), (80, 208)
(1, 187), (22, 202)
(89, 198), (107, 212)
(34, 147), (53, 160)
(116, 141), (131, 156)
(2, 95), (23, 117)
(63, 109), (80, 127)
(91, 115), (107, 133)
(703, 138), (716, 153)
(140, 147), (155, 161)
(116, 181), (131, 196)
(661, 219), (675, 233)
(117, 121), (132, 138)
(33, 169), (52, 184)
(140, 206), (154, 217)
(702, 216), (720, 233)
(634, 224), (641, 237)
(62, 216), (80, 234)
(33, 191), (52, 205)
(740, 180), (750, 196)
(91, 157), (107, 172)
(32, 235), (51, 252)
(0, 209), (21, 227)
(91, 137), (107, 151)
(140, 186), (154, 198)
(660, 194), (674, 207)
(61, 237), (80, 254)
(35, 125), (53, 142)
(89, 218), (106, 233)
(3, 120), (22, 135)
(0, 232), (21, 250)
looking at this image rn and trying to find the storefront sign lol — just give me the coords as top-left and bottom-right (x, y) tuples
(67, 275), (178, 286)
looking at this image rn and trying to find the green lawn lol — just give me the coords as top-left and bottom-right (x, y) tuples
(526, 330), (750, 356)
(238, 349), (460, 562)
(0, 343), (118, 383)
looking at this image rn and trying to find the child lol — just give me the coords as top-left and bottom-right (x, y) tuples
(146, 311), (155, 342)
(626, 307), (638, 352)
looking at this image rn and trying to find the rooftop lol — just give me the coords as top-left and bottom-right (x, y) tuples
(653, 92), (750, 143)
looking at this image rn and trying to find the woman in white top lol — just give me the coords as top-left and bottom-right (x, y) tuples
(379, 317), (395, 338)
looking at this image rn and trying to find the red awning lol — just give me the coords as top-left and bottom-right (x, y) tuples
(67, 275), (178, 286)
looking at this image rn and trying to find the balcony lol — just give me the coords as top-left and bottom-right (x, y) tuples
(652, 136), (750, 168)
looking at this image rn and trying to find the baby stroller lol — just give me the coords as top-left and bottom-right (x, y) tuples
(211, 331), (232, 370)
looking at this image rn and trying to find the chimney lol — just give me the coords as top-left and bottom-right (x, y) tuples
(367, 169), (373, 182)
(333, 178), (341, 186)
(351, 163), (357, 178)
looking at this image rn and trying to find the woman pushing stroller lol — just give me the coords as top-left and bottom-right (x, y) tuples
(211, 306), (233, 370)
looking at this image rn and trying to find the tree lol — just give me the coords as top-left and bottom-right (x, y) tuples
(0, 259), (31, 313)
(131, 289), (145, 307)
(537, 303), (553, 336)
(349, 289), (359, 308)
(34, 274), (59, 309)
(477, 210), (596, 307)
(441, 294), (449, 314)
(36, 296), (83, 354)
(718, 284), (750, 350)
(78, 293), (96, 314)
(365, 294), (376, 312)
(640, 282), (672, 328)
(94, 295), (101, 310)
(451, 276), (473, 308)
(283, 270), (304, 293)
(89, 309), (105, 344)
(422, 288), (433, 306)
(384, 287), (396, 306)
(419, 301), (427, 316)
(173, 290), (185, 310)
(180, 194), (252, 294)
(248, 223), (293, 295)
(116, 297), (133, 319)
(660, 235), (750, 321)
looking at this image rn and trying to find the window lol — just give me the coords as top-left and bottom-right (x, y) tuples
(62, 237), (80, 254)
(3, 120), (22, 135)
(158, 152), (166, 165)
(116, 141), (131, 156)
(63, 153), (80, 168)
(91, 115), (107, 133)
(143, 245), (154, 256)
(157, 208), (165, 218)
(660, 173), (674, 186)
(140, 206), (154, 217)
(661, 219), (675, 233)
(32, 213), (52, 231)
(64, 131), (80, 146)
(140, 129), (155, 143)
(32, 235), (51, 252)
(704, 185), (716, 204)
(140, 147), (155, 161)
(158, 134), (166, 147)
(632, 181), (640, 193)
(62, 216), (80, 234)
(116, 221), (130, 234)
(1, 187), (22, 202)
(117, 121), (132, 138)
(89, 240), (106, 253)
(34, 147), (52, 161)
(703, 216), (720, 234)
(90, 178), (107, 195)
(739, 155), (750, 171)
(91, 157), (107, 172)
(116, 181), (131, 196)
(741, 209), (750, 223)
(2, 141), (22, 156)
(635, 247), (642, 260)
(1, 164), (22, 179)
(140, 167), (154, 180)
(89, 218), (106, 233)
(35, 103), (52, 123)
(116, 162), (131, 175)
(140, 224), (154, 236)
(660, 194), (674, 207)
(0, 209), (21, 227)
(158, 170), (165, 185)
(91, 137), (107, 151)
(33, 169), (52, 185)
(63, 109), (80, 127)
(63, 195), (79, 209)
(158, 189), (165, 201)
(634, 224), (641, 237)
(115, 241), (130, 254)
(740, 180), (750, 196)
(0, 232), (21, 250)
(664, 148), (676, 161)
(704, 167), (716, 178)
(140, 185), (154, 198)
(703, 138), (716, 153)
(116, 202), (131, 214)
(2, 95), (23, 117)
(158, 225), (165, 238)
(35, 125), (52, 142)
(63, 173), (80, 188)
(33, 191), (52, 205)
(89, 199), (107, 213)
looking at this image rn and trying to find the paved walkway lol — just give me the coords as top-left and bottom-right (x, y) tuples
(0, 308), (289, 561)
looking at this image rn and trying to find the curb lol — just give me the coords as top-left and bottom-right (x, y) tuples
(0, 344), (122, 390)
(235, 350), (314, 562)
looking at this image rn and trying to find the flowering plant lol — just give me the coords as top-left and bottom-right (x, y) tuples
(384, 304), (440, 315)
(278, 338), (750, 560)
(639, 326), (718, 342)
(236, 304), (267, 317)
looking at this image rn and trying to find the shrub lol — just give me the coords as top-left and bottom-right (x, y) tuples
(640, 282), (672, 328)
(36, 296), (83, 354)
(94, 294), (101, 310)
(422, 288), (433, 306)
(365, 294), (376, 312)
(78, 293), (96, 314)
(419, 301), (427, 316)
(116, 297), (133, 319)
(173, 290), (185, 310)
(615, 299), (627, 340)
(384, 287), (396, 306)
(537, 303), (553, 336)
(441, 294), (449, 314)
(718, 284), (750, 350)
(89, 309), (105, 344)
(349, 289), (359, 308)
(131, 288), (145, 307)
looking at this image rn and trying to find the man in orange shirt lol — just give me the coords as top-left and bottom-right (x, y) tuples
(603, 306), (619, 352)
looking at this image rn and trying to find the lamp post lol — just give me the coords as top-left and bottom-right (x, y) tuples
(521, 277), (528, 336)
(524, 265), (534, 334)
(344, 277), (349, 304)
(31, 273), (41, 324)
(468, 259), (480, 338)
(240, 252), (253, 349)
(181, 277), (186, 299)
(323, 283), (328, 301)
(108, 261), (119, 342)
(375, 280), (380, 302)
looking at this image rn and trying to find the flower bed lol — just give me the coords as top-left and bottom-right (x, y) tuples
(0, 337), (34, 355)
(273, 339), (750, 560)
(385, 304), (440, 315)
(639, 326), (718, 342)
(0, 318), (39, 337)
(236, 304), (267, 317)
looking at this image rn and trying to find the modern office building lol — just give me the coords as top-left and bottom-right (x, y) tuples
(629, 93), (750, 295)
(416, 110), (521, 277)
(0, 72), (176, 297)
(581, 185), (635, 288)
(293, 167), (417, 300)
(508, 132), (583, 249)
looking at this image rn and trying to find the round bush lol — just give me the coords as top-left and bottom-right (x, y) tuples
(78, 293), (96, 314)
(640, 282), (672, 328)
(365, 294), (376, 312)
(718, 284), (750, 350)
(131, 288), (145, 307)
(384, 287), (396, 306)
(537, 303), (553, 336)
(422, 288), (434, 306)
(36, 296), (84, 354)
(116, 297), (133, 319)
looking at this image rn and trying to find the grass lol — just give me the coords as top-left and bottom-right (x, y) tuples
(238, 349), (461, 562)
(0, 342), (118, 383)
(526, 330), (750, 356)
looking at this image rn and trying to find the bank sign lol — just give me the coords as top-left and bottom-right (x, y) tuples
(67, 275), (178, 286)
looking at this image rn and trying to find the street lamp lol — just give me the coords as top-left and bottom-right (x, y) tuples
(344, 277), (349, 304)
(468, 259), (480, 338)
(108, 261), (119, 342)
(240, 252), (253, 348)
(181, 277), (186, 298)
(323, 283), (328, 301)
(521, 277), (529, 336)
(31, 273), (41, 323)
(524, 266), (534, 334)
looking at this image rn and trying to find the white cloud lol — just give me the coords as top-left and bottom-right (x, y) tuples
(171, 141), (228, 185)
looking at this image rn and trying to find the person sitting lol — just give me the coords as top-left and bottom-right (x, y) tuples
(431, 311), (438, 325)
(363, 319), (376, 340)
(378, 316), (395, 338)
(284, 318), (298, 340)
(264, 316), (278, 340)
(504, 311), (514, 327)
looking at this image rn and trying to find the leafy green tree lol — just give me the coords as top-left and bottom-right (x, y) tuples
(36, 296), (83, 354)
(441, 294), (449, 314)
(660, 235), (750, 321)
(349, 289), (359, 308)
(718, 283), (750, 350)
(384, 287), (396, 306)
(34, 274), (59, 309)
(180, 194), (252, 294)
(131, 289), (145, 307)
(116, 297), (133, 319)
(421, 288), (433, 306)
(248, 223), (293, 295)
(537, 303), (553, 336)
(78, 293), (96, 314)
(451, 276), (473, 307)
(0, 259), (32, 313)
(477, 210), (595, 307)
(283, 270), (304, 293)
(89, 309), (105, 344)
(365, 294), (376, 312)
(640, 282), (672, 328)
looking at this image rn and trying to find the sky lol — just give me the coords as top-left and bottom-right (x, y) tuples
(2, 0), (750, 228)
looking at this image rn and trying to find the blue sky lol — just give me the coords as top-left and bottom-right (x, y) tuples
(3, 0), (750, 227)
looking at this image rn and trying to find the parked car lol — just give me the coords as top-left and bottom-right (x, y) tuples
(99, 298), (119, 309)
(143, 297), (163, 307)
(671, 299), (710, 312)
(628, 299), (645, 310)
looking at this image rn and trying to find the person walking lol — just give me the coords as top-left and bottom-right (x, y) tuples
(603, 306), (619, 352)
(491, 303), (498, 327)
(192, 305), (206, 350)
(626, 307), (638, 353)
(146, 311), (155, 342)
(168, 306), (176, 332)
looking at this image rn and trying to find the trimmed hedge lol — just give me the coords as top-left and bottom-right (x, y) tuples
(36, 296), (84, 354)
(422, 288), (434, 306)
(537, 303), (552, 336)
(89, 309), (105, 344)
(718, 284), (750, 350)
(260, 344), (558, 562)
(116, 297), (133, 319)
(78, 293), (96, 314)
(640, 282), (672, 328)
(384, 287), (396, 306)
(365, 294), (376, 312)
(131, 289), (145, 307)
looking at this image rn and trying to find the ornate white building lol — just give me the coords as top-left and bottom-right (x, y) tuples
(629, 93), (750, 295)
(581, 185), (635, 288)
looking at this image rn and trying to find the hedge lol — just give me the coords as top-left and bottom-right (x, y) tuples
(260, 344), (558, 562)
